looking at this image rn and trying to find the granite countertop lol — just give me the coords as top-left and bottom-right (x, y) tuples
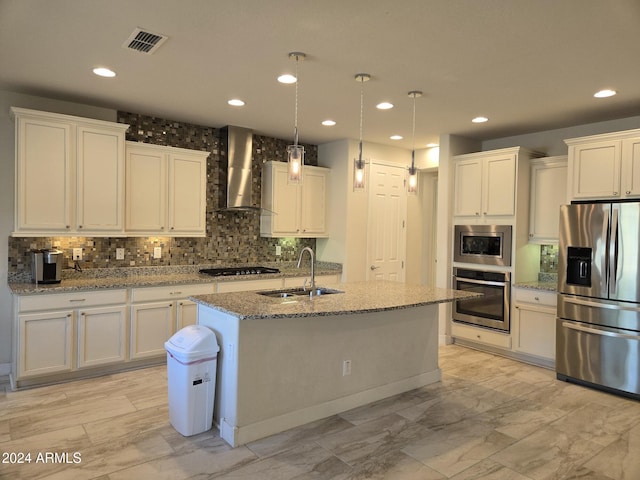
(513, 281), (558, 292)
(190, 280), (481, 320)
(8, 262), (342, 295)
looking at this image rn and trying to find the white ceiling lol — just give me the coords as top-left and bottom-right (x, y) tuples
(1, 0), (639, 149)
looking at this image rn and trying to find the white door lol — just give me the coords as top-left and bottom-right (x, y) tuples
(367, 163), (407, 281)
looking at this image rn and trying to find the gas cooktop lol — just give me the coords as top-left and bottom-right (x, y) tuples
(199, 266), (280, 277)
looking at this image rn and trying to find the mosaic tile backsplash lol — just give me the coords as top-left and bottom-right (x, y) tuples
(8, 112), (319, 275)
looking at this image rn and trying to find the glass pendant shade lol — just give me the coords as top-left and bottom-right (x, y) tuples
(353, 73), (371, 191)
(287, 144), (304, 184)
(406, 90), (422, 195)
(407, 164), (418, 195)
(353, 157), (366, 190)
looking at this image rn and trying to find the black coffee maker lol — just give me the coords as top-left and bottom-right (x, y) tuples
(31, 249), (63, 284)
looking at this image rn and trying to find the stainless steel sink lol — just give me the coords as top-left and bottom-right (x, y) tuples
(257, 287), (343, 298)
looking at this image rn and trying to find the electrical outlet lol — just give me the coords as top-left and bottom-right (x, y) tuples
(116, 248), (125, 260)
(342, 360), (352, 376)
(153, 246), (162, 259)
(276, 245), (282, 256)
(72, 248), (83, 261)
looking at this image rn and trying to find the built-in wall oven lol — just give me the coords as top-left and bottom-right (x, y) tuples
(454, 225), (512, 267)
(453, 267), (511, 332)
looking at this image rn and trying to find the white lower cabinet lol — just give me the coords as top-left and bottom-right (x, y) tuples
(18, 310), (73, 378)
(130, 302), (174, 360)
(77, 305), (127, 368)
(129, 283), (215, 359)
(512, 288), (557, 364)
(15, 289), (127, 381)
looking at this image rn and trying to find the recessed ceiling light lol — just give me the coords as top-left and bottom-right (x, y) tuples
(227, 99), (245, 106)
(92, 67), (116, 78)
(277, 74), (297, 84)
(377, 102), (394, 110)
(390, 135), (403, 140)
(594, 89), (617, 98)
(321, 120), (336, 126)
(472, 116), (489, 123)
(426, 143), (439, 148)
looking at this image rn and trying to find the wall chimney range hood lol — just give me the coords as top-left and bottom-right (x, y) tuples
(219, 126), (259, 211)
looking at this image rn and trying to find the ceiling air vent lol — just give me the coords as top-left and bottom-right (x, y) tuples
(123, 27), (168, 54)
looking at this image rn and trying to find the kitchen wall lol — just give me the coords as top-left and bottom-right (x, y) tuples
(0, 89), (318, 370)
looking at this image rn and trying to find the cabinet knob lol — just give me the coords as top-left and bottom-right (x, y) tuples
(529, 233), (534, 237)
(534, 296), (540, 301)
(626, 191), (631, 194)
(475, 212), (480, 216)
(613, 192), (619, 196)
(78, 225), (83, 229)
(483, 212), (487, 215)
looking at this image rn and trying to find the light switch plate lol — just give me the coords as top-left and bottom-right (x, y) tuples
(276, 245), (282, 256)
(153, 246), (162, 259)
(116, 248), (125, 260)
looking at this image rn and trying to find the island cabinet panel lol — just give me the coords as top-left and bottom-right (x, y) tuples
(198, 303), (441, 447)
(565, 128), (640, 200)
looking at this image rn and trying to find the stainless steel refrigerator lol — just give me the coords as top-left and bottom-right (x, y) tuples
(557, 202), (640, 399)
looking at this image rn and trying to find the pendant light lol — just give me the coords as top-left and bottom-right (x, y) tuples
(287, 52), (306, 184)
(407, 90), (422, 195)
(353, 73), (370, 191)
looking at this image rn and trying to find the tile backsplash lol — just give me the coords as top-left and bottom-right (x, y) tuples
(8, 112), (318, 275)
(540, 244), (559, 273)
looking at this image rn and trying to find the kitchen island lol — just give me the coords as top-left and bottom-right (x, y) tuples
(191, 280), (479, 447)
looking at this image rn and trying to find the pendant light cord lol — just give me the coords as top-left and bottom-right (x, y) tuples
(411, 93), (416, 168)
(358, 76), (364, 161)
(293, 55), (299, 146)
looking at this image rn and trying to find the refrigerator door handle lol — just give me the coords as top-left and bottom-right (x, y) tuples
(610, 206), (619, 295)
(563, 295), (640, 312)
(562, 321), (640, 340)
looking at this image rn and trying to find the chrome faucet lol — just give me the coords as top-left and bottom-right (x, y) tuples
(297, 246), (315, 293)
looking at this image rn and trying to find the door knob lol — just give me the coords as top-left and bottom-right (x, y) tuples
(370, 265), (380, 271)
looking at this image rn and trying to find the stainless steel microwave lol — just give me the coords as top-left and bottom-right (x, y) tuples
(453, 225), (512, 266)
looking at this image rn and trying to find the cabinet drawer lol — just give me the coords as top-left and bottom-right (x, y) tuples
(513, 288), (557, 307)
(131, 283), (215, 303)
(452, 322), (512, 349)
(19, 289), (128, 312)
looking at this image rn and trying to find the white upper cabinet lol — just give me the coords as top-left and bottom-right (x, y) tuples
(12, 107), (128, 236)
(528, 156), (567, 244)
(260, 161), (329, 237)
(566, 128), (640, 200)
(125, 142), (208, 236)
(453, 147), (540, 222)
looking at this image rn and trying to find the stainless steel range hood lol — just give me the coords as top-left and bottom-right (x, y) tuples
(219, 126), (258, 210)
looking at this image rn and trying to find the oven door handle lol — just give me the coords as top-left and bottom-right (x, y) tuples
(562, 321), (640, 340)
(453, 276), (507, 287)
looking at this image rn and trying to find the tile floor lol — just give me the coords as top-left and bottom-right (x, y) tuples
(1, 344), (640, 479)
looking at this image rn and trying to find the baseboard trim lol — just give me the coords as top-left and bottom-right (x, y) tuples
(221, 369), (442, 447)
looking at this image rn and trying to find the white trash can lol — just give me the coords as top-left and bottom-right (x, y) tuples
(165, 325), (220, 436)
